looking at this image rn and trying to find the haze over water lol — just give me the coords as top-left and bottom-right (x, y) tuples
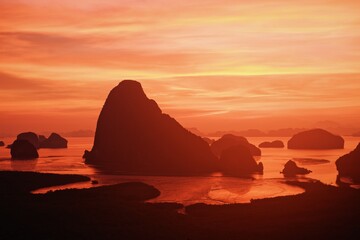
(1, 136), (358, 205)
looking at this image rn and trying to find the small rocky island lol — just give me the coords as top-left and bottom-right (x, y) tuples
(220, 145), (263, 175)
(211, 134), (261, 157)
(10, 139), (39, 160)
(40, 133), (68, 148)
(259, 140), (284, 148)
(15, 132), (68, 149)
(281, 160), (312, 176)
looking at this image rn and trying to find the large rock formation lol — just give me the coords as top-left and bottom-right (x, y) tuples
(220, 145), (263, 175)
(83, 80), (218, 175)
(259, 140), (284, 148)
(336, 143), (360, 180)
(0, 141), (4, 147)
(211, 134), (261, 157)
(17, 132), (39, 149)
(281, 160), (312, 176)
(10, 140), (39, 160)
(287, 129), (344, 149)
(40, 133), (68, 148)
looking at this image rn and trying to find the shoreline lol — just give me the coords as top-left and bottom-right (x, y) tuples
(0, 171), (359, 239)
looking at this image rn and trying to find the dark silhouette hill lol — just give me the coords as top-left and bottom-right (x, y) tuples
(211, 134), (261, 157)
(0, 141), (4, 147)
(40, 133), (68, 148)
(10, 139), (39, 160)
(288, 129), (344, 149)
(84, 80), (217, 175)
(336, 143), (360, 182)
(220, 145), (263, 175)
(259, 140), (284, 148)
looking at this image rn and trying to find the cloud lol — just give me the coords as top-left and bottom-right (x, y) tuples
(0, 0), (360, 133)
(1, 0), (360, 78)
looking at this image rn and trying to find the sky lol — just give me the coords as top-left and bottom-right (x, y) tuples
(0, 0), (360, 136)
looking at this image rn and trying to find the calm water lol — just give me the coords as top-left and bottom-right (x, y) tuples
(0, 136), (359, 205)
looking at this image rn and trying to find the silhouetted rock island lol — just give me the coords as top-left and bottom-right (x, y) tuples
(17, 132), (39, 149)
(281, 160), (312, 176)
(211, 134), (261, 157)
(259, 140), (284, 148)
(10, 139), (39, 160)
(220, 145), (263, 175)
(40, 133), (68, 148)
(84, 80), (217, 175)
(0, 141), (4, 147)
(16, 132), (68, 149)
(336, 143), (360, 181)
(287, 129), (344, 149)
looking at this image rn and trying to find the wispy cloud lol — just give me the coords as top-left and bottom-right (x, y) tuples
(0, 0), (360, 133)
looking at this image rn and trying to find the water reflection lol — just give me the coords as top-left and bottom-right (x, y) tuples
(11, 159), (37, 171)
(1, 136), (360, 205)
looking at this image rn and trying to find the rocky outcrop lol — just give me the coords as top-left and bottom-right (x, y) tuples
(336, 143), (360, 180)
(220, 145), (263, 175)
(259, 140), (284, 148)
(10, 140), (39, 160)
(281, 160), (312, 176)
(287, 129), (344, 149)
(17, 132), (39, 149)
(211, 134), (261, 157)
(40, 133), (68, 148)
(0, 141), (4, 147)
(83, 80), (218, 175)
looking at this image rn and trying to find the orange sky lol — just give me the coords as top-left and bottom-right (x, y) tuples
(0, 0), (360, 136)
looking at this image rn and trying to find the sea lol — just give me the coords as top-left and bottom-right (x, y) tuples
(1, 136), (359, 205)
